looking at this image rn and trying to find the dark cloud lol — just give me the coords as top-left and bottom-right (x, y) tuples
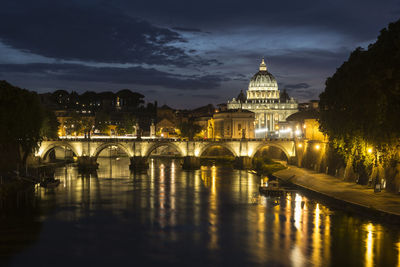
(269, 48), (351, 71)
(172, 27), (209, 33)
(0, 1), (218, 67)
(287, 87), (321, 102)
(191, 94), (221, 99)
(0, 63), (226, 90)
(117, 0), (399, 41)
(284, 83), (311, 90)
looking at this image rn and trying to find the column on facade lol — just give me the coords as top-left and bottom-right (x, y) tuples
(269, 113), (273, 133)
(264, 112), (267, 132)
(272, 113), (276, 132)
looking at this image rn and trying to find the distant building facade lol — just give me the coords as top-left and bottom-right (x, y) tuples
(285, 109), (326, 141)
(208, 109), (255, 139)
(227, 59), (298, 138)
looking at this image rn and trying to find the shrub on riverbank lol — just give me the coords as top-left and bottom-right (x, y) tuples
(252, 157), (286, 175)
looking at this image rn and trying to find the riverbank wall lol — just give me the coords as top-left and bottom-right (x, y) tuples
(292, 139), (400, 193)
(274, 165), (400, 221)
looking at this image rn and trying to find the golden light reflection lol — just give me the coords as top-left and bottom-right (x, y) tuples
(294, 193), (302, 230)
(211, 165), (216, 194)
(170, 161), (176, 222)
(256, 206), (265, 255)
(170, 160), (177, 240)
(285, 194), (292, 251)
(291, 246), (305, 267)
(312, 204), (321, 267)
(159, 163), (166, 229)
(209, 165), (218, 249)
(247, 171), (253, 200)
(201, 165), (219, 250)
(194, 170), (201, 231)
(273, 210), (279, 250)
(365, 223), (374, 267)
(397, 240), (400, 267)
(324, 212), (331, 264)
(291, 193), (308, 267)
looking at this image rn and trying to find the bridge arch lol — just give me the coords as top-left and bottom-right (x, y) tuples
(251, 143), (290, 161)
(93, 142), (133, 159)
(198, 143), (238, 157)
(145, 142), (184, 157)
(40, 142), (79, 160)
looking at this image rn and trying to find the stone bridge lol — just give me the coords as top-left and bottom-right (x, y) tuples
(36, 138), (296, 170)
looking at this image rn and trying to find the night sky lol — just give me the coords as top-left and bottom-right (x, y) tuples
(0, 0), (399, 108)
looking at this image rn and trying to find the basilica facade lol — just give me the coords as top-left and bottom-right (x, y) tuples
(227, 59), (298, 138)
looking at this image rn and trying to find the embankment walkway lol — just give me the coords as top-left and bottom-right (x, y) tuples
(274, 165), (400, 218)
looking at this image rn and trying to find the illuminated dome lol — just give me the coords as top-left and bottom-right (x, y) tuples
(248, 58), (278, 91)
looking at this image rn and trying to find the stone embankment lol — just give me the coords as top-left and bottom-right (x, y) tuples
(274, 165), (400, 220)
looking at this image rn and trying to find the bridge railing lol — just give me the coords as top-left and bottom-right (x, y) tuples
(53, 137), (295, 142)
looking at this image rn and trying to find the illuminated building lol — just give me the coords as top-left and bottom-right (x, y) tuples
(208, 109), (255, 139)
(227, 58), (298, 138)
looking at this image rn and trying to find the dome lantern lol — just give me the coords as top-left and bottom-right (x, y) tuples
(259, 58), (267, 71)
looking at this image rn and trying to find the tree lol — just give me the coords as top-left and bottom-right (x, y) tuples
(320, 19), (400, 146)
(116, 89), (145, 109)
(41, 109), (60, 140)
(64, 113), (83, 136)
(319, 19), (400, 183)
(95, 111), (110, 134)
(81, 117), (94, 137)
(116, 114), (136, 135)
(178, 120), (202, 141)
(0, 81), (45, 170)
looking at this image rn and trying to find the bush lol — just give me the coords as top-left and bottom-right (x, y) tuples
(252, 157), (286, 175)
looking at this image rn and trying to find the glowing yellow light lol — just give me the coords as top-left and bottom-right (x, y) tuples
(367, 147), (373, 154)
(365, 223), (374, 267)
(315, 144), (320, 150)
(298, 143), (303, 148)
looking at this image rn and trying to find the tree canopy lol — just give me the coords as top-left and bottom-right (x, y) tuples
(320, 19), (400, 148)
(319, 19), (400, 182)
(178, 120), (202, 141)
(0, 81), (45, 169)
(116, 114), (136, 135)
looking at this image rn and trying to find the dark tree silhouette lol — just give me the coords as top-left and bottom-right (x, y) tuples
(0, 81), (45, 170)
(319, 19), (400, 183)
(178, 120), (202, 141)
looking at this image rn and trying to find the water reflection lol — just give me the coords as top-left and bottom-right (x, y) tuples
(201, 165), (218, 250)
(365, 223), (374, 267)
(1, 158), (400, 267)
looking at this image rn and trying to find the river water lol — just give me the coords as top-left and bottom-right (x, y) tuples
(1, 158), (400, 267)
